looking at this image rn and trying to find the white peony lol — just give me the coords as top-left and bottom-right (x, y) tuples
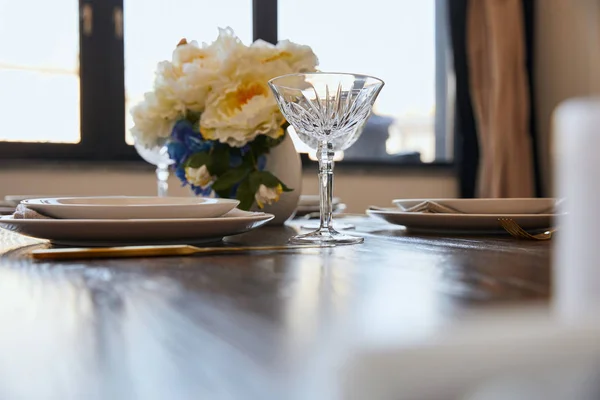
(129, 27), (318, 148)
(275, 40), (319, 72)
(155, 46), (220, 114)
(199, 79), (286, 147)
(185, 165), (213, 188)
(130, 91), (179, 147)
(254, 184), (283, 208)
(172, 39), (207, 66)
(206, 27), (247, 63)
(198, 37), (302, 147)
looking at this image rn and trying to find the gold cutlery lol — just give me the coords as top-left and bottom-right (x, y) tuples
(498, 218), (556, 240)
(31, 244), (332, 261)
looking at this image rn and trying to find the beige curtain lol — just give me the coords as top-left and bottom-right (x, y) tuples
(467, 0), (535, 198)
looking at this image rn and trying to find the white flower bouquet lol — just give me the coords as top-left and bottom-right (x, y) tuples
(130, 28), (318, 209)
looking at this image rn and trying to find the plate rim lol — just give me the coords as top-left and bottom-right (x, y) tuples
(366, 208), (557, 219)
(391, 197), (557, 204)
(21, 196), (240, 208)
(391, 198), (557, 214)
(0, 213), (274, 224)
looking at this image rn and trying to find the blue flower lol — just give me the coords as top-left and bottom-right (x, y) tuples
(191, 185), (213, 197)
(185, 134), (212, 153)
(171, 120), (195, 142)
(240, 144), (251, 156)
(229, 154), (243, 168)
(167, 141), (190, 166)
(175, 166), (188, 185)
(257, 154), (267, 171)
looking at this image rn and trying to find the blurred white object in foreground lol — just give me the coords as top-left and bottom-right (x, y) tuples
(342, 308), (600, 400)
(553, 97), (600, 319)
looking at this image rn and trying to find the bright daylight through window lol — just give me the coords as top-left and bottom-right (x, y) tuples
(0, 0), (80, 143)
(280, 0), (450, 163)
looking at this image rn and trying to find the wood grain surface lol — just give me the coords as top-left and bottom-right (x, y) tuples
(0, 217), (551, 399)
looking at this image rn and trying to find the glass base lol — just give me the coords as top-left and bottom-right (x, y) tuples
(289, 227), (364, 245)
(300, 222), (355, 231)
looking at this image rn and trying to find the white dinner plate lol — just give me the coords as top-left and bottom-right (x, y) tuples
(0, 209), (273, 246)
(367, 208), (554, 234)
(297, 195), (341, 207)
(392, 198), (557, 215)
(22, 196), (239, 220)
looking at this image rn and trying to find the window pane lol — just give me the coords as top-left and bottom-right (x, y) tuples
(124, 0), (253, 144)
(0, 0), (80, 143)
(280, 0), (440, 163)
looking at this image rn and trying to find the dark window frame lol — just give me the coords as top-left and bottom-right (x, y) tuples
(1, 0), (452, 169)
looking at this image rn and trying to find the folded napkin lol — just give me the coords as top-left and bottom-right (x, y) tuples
(12, 204), (52, 219)
(402, 201), (461, 214)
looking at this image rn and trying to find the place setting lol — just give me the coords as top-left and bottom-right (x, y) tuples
(366, 198), (559, 238)
(0, 196), (274, 248)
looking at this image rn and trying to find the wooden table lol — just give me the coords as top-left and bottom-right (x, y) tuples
(0, 217), (551, 399)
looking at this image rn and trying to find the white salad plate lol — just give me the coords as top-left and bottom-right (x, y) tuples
(367, 208), (554, 234)
(392, 198), (557, 215)
(21, 196), (239, 220)
(5, 195), (67, 206)
(0, 209), (274, 246)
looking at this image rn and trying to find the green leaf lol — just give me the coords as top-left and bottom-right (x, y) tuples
(264, 132), (286, 148)
(249, 135), (268, 156)
(241, 151), (255, 169)
(235, 178), (255, 211)
(192, 119), (201, 133)
(255, 171), (294, 192)
(185, 152), (211, 169)
(257, 170), (280, 188)
(206, 146), (230, 176)
(185, 111), (201, 124)
(248, 171), (262, 195)
(211, 167), (251, 192)
(279, 182), (293, 192)
(214, 188), (232, 199)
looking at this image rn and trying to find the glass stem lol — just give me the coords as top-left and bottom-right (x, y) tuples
(317, 140), (335, 230)
(156, 164), (169, 197)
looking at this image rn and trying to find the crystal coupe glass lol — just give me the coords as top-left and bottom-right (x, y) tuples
(269, 72), (384, 245)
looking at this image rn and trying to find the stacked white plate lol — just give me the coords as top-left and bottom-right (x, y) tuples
(0, 196), (274, 246)
(296, 195), (344, 217)
(367, 198), (557, 234)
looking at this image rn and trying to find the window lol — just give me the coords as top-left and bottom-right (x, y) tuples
(0, 0), (131, 160)
(123, 0), (253, 144)
(0, 0), (452, 165)
(0, 1), (80, 144)
(279, 0), (453, 164)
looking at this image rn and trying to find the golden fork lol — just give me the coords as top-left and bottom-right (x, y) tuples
(498, 218), (556, 240)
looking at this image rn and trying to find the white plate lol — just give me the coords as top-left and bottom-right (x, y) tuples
(367, 208), (554, 234)
(22, 196), (239, 220)
(4, 195), (73, 207)
(298, 195), (341, 207)
(0, 209), (273, 246)
(295, 203), (346, 217)
(392, 198), (557, 215)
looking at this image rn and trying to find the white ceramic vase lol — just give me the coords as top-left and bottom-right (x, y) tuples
(252, 132), (302, 225)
